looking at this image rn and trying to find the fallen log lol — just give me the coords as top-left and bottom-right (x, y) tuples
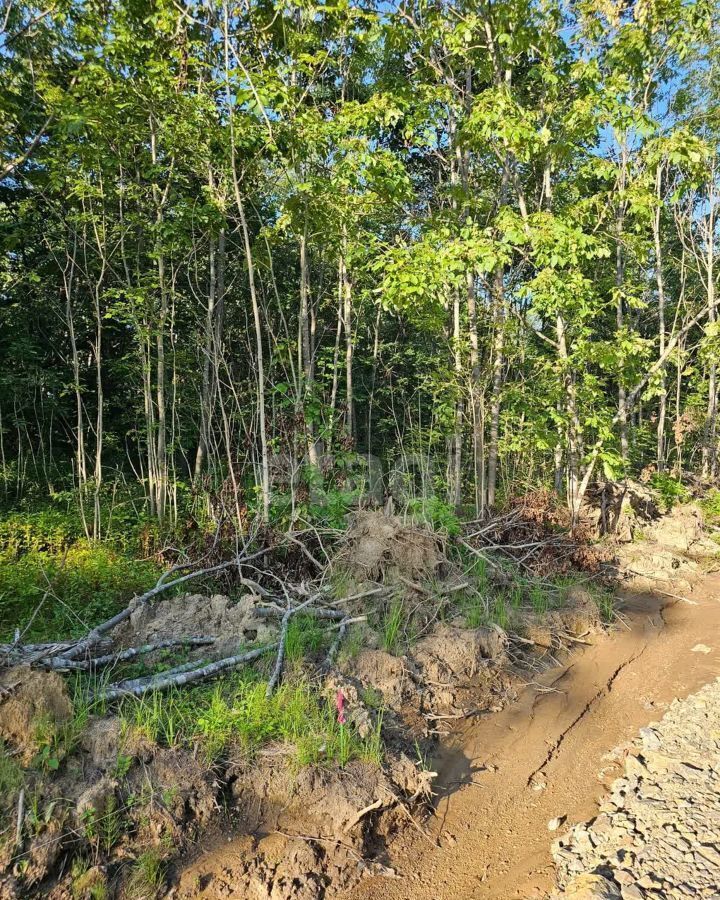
(96, 643), (278, 702)
(27, 637), (217, 671)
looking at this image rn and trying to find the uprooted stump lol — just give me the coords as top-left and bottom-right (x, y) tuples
(338, 511), (446, 583)
(582, 479), (661, 542)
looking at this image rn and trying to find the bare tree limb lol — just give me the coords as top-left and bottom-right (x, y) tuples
(266, 595), (316, 698)
(96, 643), (277, 702)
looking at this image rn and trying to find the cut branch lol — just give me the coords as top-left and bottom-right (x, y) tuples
(96, 643), (277, 702)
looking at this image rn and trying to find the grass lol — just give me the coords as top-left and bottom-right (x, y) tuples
(586, 584), (615, 623)
(338, 623), (366, 661)
(125, 850), (166, 900)
(0, 739), (24, 800)
(0, 541), (158, 642)
(381, 600), (405, 653)
(460, 591), (488, 628)
(30, 675), (108, 773)
(71, 858), (108, 900)
(530, 582), (551, 615)
(649, 472), (690, 512)
(285, 614), (329, 663)
(701, 488), (720, 527)
(117, 670), (384, 768)
(491, 595), (509, 630)
(457, 566), (573, 631)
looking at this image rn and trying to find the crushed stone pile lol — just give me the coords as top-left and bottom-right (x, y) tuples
(552, 677), (720, 899)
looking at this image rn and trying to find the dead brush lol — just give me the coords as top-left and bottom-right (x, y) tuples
(463, 490), (612, 577)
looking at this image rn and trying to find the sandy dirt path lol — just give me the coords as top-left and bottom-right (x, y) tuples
(344, 574), (720, 900)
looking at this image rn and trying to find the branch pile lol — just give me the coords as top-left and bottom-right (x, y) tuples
(463, 490), (612, 576)
(1, 535), (382, 703)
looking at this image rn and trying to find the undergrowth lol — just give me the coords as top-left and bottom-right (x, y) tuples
(117, 670), (383, 768)
(701, 488), (720, 527)
(0, 542), (158, 642)
(649, 473), (690, 512)
(125, 850), (166, 900)
(0, 739), (24, 799)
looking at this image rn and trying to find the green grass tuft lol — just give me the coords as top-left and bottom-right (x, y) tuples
(0, 739), (23, 799)
(381, 600), (405, 654)
(125, 850), (166, 900)
(117, 670), (383, 768)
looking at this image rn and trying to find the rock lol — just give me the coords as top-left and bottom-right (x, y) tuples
(553, 678), (720, 898)
(620, 886), (645, 899)
(548, 815), (567, 832)
(563, 874), (622, 898)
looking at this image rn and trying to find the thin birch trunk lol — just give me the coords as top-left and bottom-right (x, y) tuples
(653, 162), (667, 473)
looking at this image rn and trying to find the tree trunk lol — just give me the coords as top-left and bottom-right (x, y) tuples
(702, 171), (717, 478)
(342, 236), (354, 441)
(653, 162), (667, 473)
(150, 117), (168, 521)
(486, 266), (505, 510)
(615, 135), (629, 466)
(299, 225), (318, 467)
(467, 271), (484, 516)
(62, 237), (89, 537)
(195, 212), (217, 481)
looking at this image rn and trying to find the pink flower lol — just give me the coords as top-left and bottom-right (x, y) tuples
(336, 689), (346, 726)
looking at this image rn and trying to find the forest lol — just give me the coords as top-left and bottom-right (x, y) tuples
(2, 0), (718, 532)
(3, 0), (720, 897)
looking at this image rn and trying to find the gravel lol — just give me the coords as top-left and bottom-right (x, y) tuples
(552, 677), (720, 899)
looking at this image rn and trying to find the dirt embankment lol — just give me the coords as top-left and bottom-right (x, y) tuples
(2, 496), (716, 900)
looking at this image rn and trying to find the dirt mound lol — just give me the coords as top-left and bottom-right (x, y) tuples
(582, 480), (660, 542)
(0, 667), (72, 763)
(120, 591), (278, 659)
(520, 587), (603, 654)
(81, 716), (121, 770)
(411, 624), (506, 683)
(615, 502), (719, 592)
(338, 650), (410, 712)
(141, 748), (219, 834)
(177, 756), (418, 899)
(334, 622), (513, 730)
(339, 511), (444, 583)
(560, 587), (602, 635)
(645, 501), (717, 555)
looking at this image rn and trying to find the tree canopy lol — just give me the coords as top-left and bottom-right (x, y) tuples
(1, 0), (719, 532)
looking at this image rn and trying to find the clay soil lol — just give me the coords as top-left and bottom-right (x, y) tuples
(337, 572), (720, 900)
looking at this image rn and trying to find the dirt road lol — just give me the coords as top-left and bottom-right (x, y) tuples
(345, 574), (720, 900)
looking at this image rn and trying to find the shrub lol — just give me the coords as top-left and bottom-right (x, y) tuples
(649, 473), (690, 512)
(701, 489), (720, 526)
(407, 496), (461, 535)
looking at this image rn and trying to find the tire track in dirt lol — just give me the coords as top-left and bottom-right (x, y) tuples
(342, 574), (720, 900)
(525, 642), (650, 788)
